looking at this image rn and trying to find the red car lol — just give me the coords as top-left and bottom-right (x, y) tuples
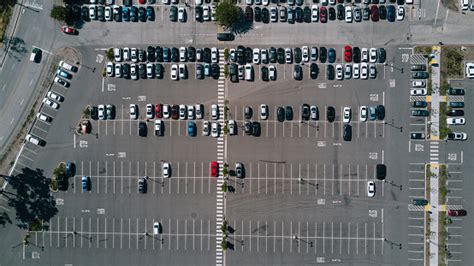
(370, 6), (379, 22)
(344, 46), (352, 62)
(171, 105), (179, 120)
(61, 26), (77, 35)
(448, 209), (467, 217)
(155, 103), (162, 118)
(138, 0), (146, 3)
(320, 7), (327, 23)
(210, 161), (218, 177)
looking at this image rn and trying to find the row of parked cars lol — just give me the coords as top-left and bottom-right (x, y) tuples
(106, 62), (220, 80)
(112, 47), (220, 64)
(85, 5), (155, 22)
(242, 4), (404, 24)
(246, 0), (410, 6)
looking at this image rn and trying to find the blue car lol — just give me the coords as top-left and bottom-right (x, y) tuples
(122, 7), (130, 22)
(328, 48), (336, 63)
(82, 176), (90, 192)
(387, 5), (395, 22)
(188, 122), (196, 137)
(146, 6), (154, 21)
(56, 68), (72, 79)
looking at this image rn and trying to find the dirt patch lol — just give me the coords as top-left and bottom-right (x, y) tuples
(441, 0), (459, 12)
(0, 3), (14, 45)
(0, 47), (81, 185)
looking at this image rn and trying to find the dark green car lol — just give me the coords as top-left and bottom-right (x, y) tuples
(170, 6), (177, 22)
(412, 199), (428, 206)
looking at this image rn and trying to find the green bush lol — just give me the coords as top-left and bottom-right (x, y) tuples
(50, 5), (68, 22)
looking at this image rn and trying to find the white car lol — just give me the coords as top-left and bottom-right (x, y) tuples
(397, 6), (405, 21)
(178, 64), (187, 79)
(311, 5), (319, 22)
(162, 104), (170, 119)
(130, 104), (138, 119)
(47, 91), (64, 102)
(146, 104), (154, 119)
(369, 48), (377, 63)
(54, 76), (70, 88)
(345, 6), (352, 23)
(187, 105), (195, 120)
(367, 181), (375, 198)
(447, 118), (465, 125)
(361, 48), (368, 62)
(211, 122), (220, 138)
(211, 104), (219, 120)
(211, 47), (218, 63)
(98, 104), (106, 120)
(238, 65), (244, 80)
(411, 80), (426, 88)
(262, 0), (269, 5)
(146, 63), (154, 79)
(153, 222), (161, 235)
(336, 64), (343, 80)
(270, 6), (277, 22)
(302, 46), (309, 62)
(203, 5), (210, 21)
(105, 6), (112, 21)
(25, 134), (43, 146)
(228, 119), (236, 135)
(89, 5), (97, 20)
(285, 48), (292, 64)
(260, 104), (268, 120)
(252, 48), (260, 64)
(353, 64), (360, 79)
(179, 104), (186, 120)
(115, 63), (122, 78)
(359, 106), (367, 122)
(360, 63), (368, 79)
(269, 65), (276, 81)
(195, 104), (203, 119)
(106, 62), (114, 77)
(162, 162), (171, 178)
(163, 0), (170, 4)
(410, 89), (427, 96)
(154, 119), (162, 136)
(261, 49), (268, 64)
(344, 64), (352, 79)
(114, 48), (122, 62)
(130, 64), (138, 80)
(202, 120), (210, 136)
(171, 64), (178, 80)
(246, 0), (252, 4)
(43, 97), (59, 109)
(123, 47), (130, 61)
(448, 132), (467, 140)
(369, 64), (377, 79)
(178, 7), (186, 22)
(131, 48), (138, 63)
(229, 49), (236, 62)
(465, 62), (474, 79)
(36, 112), (52, 122)
(343, 107), (351, 123)
(310, 105), (318, 120)
(179, 47), (187, 62)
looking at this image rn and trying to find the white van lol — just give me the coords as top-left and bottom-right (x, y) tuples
(245, 64), (253, 81)
(462, 0), (469, 10)
(59, 60), (78, 72)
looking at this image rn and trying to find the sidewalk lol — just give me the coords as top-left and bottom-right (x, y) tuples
(0, 0), (24, 69)
(428, 45), (441, 266)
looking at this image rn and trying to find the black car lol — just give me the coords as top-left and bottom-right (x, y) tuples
(81, 6), (90, 21)
(245, 47), (253, 64)
(310, 63), (319, 79)
(411, 65), (426, 71)
(244, 121), (252, 135)
(411, 110), (430, 117)
(296, 0), (304, 6)
(147, 46), (156, 62)
(337, 4), (344, 20)
(138, 122), (147, 137)
(327, 64), (335, 80)
(91, 106), (98, 120)
(269, 47), (277, 63)
(301, 104), (310, 121)
(138, 49), (146, 62)
(237, 45), (245, 65)
(303, 7), (311, 23)
(252, 122), (261, 137)
(97, 5), (105, 21)
(187, 47), (196, 62)
(138, 178), (147, 193)
(229, 63), (238, 82)
(170, 6), (177, 22)
(196, 64), (204, 79)
(261, 66), (269, 81)
(130, 6), (138, 22)
(352, 47), (361, 63)
(294, 47), (302, 64)
(379, 5), (387, 20)
(245, 6), (253, 22)
(155, 63), (163, 79)
(411, 72), (429, 79)
(397, 0), (405, 5)
(155, 46), (163, 62)
(376, 164), (386, 180)
(277, 107), (285, 122)
(244, 106), (253, 119)
(255, 7), (262, 22)
(447, 109), (464, 116)
(138, 6), (147, 22)
(327, 106), (335, 122)
(171, 47), (179, 62)
(410, 132), (425, 140)
(262, 8), (269, 23)
(122, 63), (130, 79)
(319, 47), (327, 63)
(412, 101), (427, 108)
(293, 65), (302, 80)
(211, 63), (220, 79)
(294, 7), (303, 23)
(195, 6), (203, 21)
(285, 106), (293, 121)
(378, 48), (386, 63)
(328, 7), (336, 20)
(328, 48), (336, 63)
(277, 48), (285, 64)
(343, 124), (352, 141)
(203, 48), (211, 63)
(376, 105), (385, 120)
(138, 64), (146, 79)
(448, 87), (465, 95)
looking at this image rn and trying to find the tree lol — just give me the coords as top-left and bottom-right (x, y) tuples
(215, 0), (241, 29)
(106, 48), (114, 61)
(50, 5), (68, 22)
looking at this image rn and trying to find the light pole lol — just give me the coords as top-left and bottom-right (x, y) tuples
(384, 180), (402, 190)
(384, 121), (403, 132)
(293, 235), (313, 247)
(384, 62), (404, 74)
